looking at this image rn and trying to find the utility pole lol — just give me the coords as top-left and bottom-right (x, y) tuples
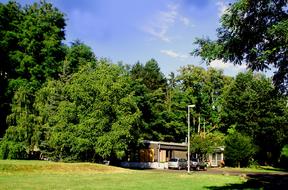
(187, 105), (195, 173)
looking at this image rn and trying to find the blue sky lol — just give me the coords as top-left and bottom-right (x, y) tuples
(2, 0), (248, 76)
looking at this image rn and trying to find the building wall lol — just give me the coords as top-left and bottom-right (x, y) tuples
(208, 152), (224, 167)
(159, 150), (166, 162)
(139, 149), (154, 162)
(173, 150), (186, 159)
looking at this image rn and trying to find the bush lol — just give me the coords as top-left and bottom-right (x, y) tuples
(279, 145), (288, 169)
(0, 140), (28, 159)
(224, 132), (256, 167)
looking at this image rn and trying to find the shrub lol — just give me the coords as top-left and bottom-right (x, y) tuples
(224, 132), (256, 167)
(0, 140), (28, 159)
(279, 145), (288, 169)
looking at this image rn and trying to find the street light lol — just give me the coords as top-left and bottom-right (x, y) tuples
(187, 104), (195, 173)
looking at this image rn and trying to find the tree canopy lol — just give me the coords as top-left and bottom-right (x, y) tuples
(192, 0), (288, 94)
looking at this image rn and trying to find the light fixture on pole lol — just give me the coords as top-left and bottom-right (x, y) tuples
(187, 104), (195, 173)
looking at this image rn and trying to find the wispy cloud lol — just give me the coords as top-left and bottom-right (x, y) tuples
(210, 59), (247, 75)
(142, 3), (192, 42)
(180, 16), (191, 27)
(216, 0), (228, 17)
(160, 49), (189, 60)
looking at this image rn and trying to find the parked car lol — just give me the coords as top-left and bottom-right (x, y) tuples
(190, 158), (207, 171)
(168, 158), (187, 170)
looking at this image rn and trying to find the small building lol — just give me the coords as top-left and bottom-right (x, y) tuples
(139, 140), (188, 163)
(121, 140), (224, 169)
(121, 140), (187, 169)
(207, 146), (225, 167)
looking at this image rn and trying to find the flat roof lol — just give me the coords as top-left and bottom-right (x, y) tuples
(142, 140), (187, 147)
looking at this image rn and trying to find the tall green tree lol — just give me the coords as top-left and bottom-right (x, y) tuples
(0, 1), (68, 158)
(177, 65), (230, 131)
(130, 59), (169, 141)
(0, 1), (66, 138)
(222, 71), (288, 164)
(193, 0), (288, 94)
(0, 1), (23, 136)
(33, 61), (140, 161)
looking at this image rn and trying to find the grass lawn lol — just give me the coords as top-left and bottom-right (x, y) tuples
(0, 160), (245, 190)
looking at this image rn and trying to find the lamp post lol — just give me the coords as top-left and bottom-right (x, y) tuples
(187, 104), (195, 173)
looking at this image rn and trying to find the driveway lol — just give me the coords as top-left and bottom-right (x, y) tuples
(159, 167), (288, 189)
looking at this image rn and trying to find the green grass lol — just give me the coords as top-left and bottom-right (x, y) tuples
(0, 160), (245, 190)
(216, 166), (288, 173)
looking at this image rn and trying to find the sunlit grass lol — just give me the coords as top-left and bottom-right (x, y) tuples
(0, 160), (245, 190)
(0, 160), (128, 174)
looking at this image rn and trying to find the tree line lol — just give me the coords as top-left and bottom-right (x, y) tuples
(0, 1), (287, 167)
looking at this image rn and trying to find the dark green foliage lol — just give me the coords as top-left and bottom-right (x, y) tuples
(0, 140), (28, 160)
(130, 59), (169, 141)
(222, 71), (288, 164)
(61, 40), (97, 78)
(193, 0), (288, 94)
(0, 1), (23, 136)
(225, 131), (256, 167)
(5, 1), (66, 88)
(0, 0), (66, 138)
(279, 145), (288, 168)
(131, 59), (166, 91)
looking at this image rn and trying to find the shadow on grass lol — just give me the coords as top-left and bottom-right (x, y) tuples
(206, 173), (288, 190)
(258, 166), (288, 172)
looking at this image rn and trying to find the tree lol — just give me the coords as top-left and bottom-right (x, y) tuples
(193, 0), (288, 94)
(0, 0), (66, 138)
(177, 65), (230, 131)
(61, 40), (97, 78)
(225, 131), (256, 167)
(0, 1), (23, 136)
(221, 71), (288, 164)
(190, 132), (225, 156)
(130, 59), (169, 141)
(32, 61), (140, 162)
(130, 59), (166, 91)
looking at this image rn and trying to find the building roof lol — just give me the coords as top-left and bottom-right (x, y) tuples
(142, 140), (187, 147)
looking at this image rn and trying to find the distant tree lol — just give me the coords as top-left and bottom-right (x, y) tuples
(177, 65), (230, 131)
(193, 0), (288, 94)
(61, 40), (97, 78)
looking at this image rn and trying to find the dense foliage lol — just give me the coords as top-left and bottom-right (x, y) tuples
(224, 130), (256, 167)
(0, 1), (287, 167)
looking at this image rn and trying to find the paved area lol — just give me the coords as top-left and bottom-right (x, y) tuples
(149, 167), (288, 189)
(154, 167), (288, 176)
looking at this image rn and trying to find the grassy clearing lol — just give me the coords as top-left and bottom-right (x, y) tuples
(0, 160), (128, 174)
(0, 160), (245, 190)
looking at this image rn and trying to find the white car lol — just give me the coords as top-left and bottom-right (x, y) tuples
(168, 158), (187, 170)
